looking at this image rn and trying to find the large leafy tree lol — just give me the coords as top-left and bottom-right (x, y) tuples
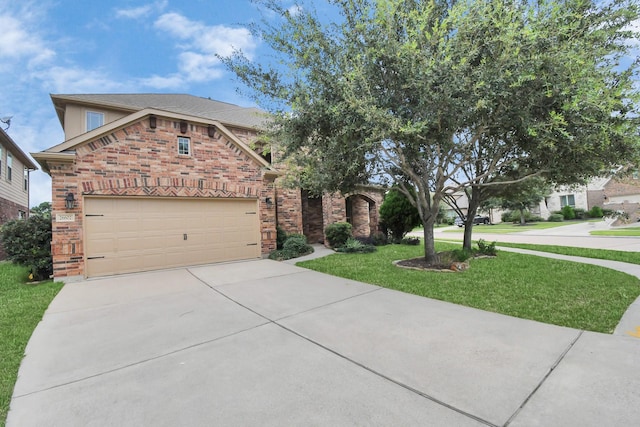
(223, 0), (639, 263)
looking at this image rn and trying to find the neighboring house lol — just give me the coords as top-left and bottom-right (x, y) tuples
(587, 172), (640, 221)
(533, 185), (590, 219)
(0, 128), (38, 260)
(32, 94), (382, 280)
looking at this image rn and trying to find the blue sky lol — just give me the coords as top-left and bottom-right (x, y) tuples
(0, 1), (638, 207)
(0, 0), (312, 207)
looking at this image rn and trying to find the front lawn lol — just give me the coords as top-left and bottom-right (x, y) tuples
(0, 263), (62, 426)
(297, 243), (640, 334)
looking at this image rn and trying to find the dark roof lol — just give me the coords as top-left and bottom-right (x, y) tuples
(51, 93), (268, 129)
(0, 128), (38, 170)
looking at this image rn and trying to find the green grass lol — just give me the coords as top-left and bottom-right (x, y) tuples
(297, 243), (640, 334)
(0, 263), (62, 427)
(443, 220), (596, 234)
(591, 227), (640, 236)
(491, 242), (640, 265)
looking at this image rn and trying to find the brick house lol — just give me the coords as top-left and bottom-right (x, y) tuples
(0, 127), (38, 260)
(32, 94), (382, 280)
(587, 172), (640, 221)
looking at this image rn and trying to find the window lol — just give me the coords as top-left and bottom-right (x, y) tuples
(178, 137), (190, 155)
(6, 153), (12, 181)
(23, 167), (28, 191)
(86, 111), (104, 131)
(18, 210), (26, 220)
(560, 194), (575, 208)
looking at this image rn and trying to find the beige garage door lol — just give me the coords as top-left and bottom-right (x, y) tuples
(84, 197), (260, 277)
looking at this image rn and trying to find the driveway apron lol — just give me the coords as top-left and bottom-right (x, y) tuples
(7, 259), (640, 426)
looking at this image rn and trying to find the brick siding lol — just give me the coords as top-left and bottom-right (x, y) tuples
(49, 116), (276, 278)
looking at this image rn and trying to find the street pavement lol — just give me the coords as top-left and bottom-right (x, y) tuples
(7, 223), (640, 426)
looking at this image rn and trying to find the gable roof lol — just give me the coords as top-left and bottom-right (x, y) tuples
(0, 128), (38, 170)
(51, 93), (269, 129)
(32, 106), (278, 177)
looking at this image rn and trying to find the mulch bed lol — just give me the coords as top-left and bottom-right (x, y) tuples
(394, 257), (467, 272)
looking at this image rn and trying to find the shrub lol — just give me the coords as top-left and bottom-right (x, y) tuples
(276, 225), (287, 249)
(282, 234), (313, 256)
(356, 236), (374, 246)
(370, 232), (389, 246)
(589, 206), (604, 218)
(325, 222), (352, 248)
(573, 208), (588, 219)
(548, 213), (564, 222)
(476, 239), (497, 256)
(379, 188), (421, 240)
(561, 205), (576, 220)
(268, 249), (297, 261)
(400, 237), (420, 245)
(270, 234), (314, 260)
(0, 204), (52, 280)
(451, 248), (473, 262)
(501, 210), (535, 223)
(335, 237), (377, 253)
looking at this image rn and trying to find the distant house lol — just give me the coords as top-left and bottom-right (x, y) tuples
(32, 94), (382, 280)
(587, 171), (640, 221)
(0, 128), (38, 259)
(529, 173), (640, 221)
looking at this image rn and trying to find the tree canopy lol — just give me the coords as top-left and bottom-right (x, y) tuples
(223, 0), (640, 263)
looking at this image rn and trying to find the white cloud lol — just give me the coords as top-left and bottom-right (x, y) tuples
(178, 52), (225, 81)
(33, 66), (127, 93)
(287, 5), (303, 16)
(115, 0), (168, 20)
(0, 13), (55, 68)
(153, 12), (256, 83)
(138, 74), (186, 90)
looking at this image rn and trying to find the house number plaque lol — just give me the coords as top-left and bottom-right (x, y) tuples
(56, 213), (76, 222)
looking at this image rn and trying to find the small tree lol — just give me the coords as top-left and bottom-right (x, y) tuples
(379, 188), (422, 242)
(497, 177), (551, 225)
(0, 202), (52, 280)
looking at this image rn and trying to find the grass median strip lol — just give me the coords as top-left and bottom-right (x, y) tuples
(491, 242), (640, 265)
(591, 227), (640, 236)
(0, 262), (62, 427)
(297, 243), (640, 334)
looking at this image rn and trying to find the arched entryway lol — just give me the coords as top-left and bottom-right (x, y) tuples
(345, 194), (379, 238)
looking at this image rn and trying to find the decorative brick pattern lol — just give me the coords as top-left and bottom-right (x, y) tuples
(49, 116), (276, 278)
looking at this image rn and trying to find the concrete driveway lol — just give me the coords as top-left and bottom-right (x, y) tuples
(7, 259), (640, 426)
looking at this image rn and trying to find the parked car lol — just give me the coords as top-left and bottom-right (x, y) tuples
(455, 215), (491, 227)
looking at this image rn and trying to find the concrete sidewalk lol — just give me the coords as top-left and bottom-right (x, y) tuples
(7, 258), (640, 426)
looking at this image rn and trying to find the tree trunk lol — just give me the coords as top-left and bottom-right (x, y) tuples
(519, 208), (526, 225)
(422, 216), (437, 264)
(463, 220), (474, 250)
(463, 186), (481, 250)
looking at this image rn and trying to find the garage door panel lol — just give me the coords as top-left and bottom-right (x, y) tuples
(84, 198), (260, 277)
